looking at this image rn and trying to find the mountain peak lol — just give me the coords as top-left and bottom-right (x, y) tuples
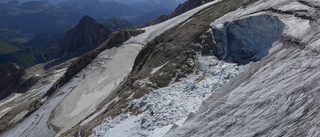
(51, 15), (112, 60)
(78, 15), (96, 25)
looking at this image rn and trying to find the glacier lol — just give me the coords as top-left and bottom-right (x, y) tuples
(91, 54), (238, 137)
(2, 0), (320, 136)
(0, 1), (221, 137)
(165, 0), (320, 136)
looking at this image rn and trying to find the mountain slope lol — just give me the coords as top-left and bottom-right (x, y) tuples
(52, 15), (112, 60)
(62, 0), (252, 136)
(165, 0), (320, 136)
(0, 1), (217, 137)
(0, 63), (37, 100)
(2, 0), (320, 137)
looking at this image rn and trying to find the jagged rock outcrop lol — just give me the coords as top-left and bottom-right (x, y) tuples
(0, 63), (38, 100)
(52, 15), (112, 60)
(0, 63), (25, 98)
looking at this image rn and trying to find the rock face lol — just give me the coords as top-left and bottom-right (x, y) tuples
(0, 63), (25, 98)
(52, 15), (112, 60)
(0, 28), (144, 137)
(0, 63), (38, 100)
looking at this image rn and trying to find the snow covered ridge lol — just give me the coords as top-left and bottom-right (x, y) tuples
(91, 54), (239, 137)
(126, 0), (222, 45)
(165, 0), (320, 136)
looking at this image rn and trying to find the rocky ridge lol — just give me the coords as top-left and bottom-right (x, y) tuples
(51, 15), (112, 61)
(0, 63), (38, 100)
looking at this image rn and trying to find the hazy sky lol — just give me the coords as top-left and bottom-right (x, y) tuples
(0, 0), (186, 4)
(112, 0), (186, 4)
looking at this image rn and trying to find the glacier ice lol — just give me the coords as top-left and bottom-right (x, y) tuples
(212, 15), (285, 65)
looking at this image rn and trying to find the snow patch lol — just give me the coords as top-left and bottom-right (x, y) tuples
(150, 61), (169, 74)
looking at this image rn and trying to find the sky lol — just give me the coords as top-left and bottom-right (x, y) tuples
(114, 0), (186, 4)
(0, 0), (186, 4)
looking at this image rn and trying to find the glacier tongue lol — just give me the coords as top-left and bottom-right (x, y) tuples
(165, 0), (320, 137)
(91, 54), (239, 137)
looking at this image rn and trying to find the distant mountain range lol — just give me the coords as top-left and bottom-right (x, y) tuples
(1, 0), (186, 4)
(0, 0), (182, 41)
(0, 15), (117, 68)
(0, 0), (183, 68)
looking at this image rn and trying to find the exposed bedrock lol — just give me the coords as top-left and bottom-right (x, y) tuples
(212, 15), (285, 65)
(0, 63), (38, 100)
